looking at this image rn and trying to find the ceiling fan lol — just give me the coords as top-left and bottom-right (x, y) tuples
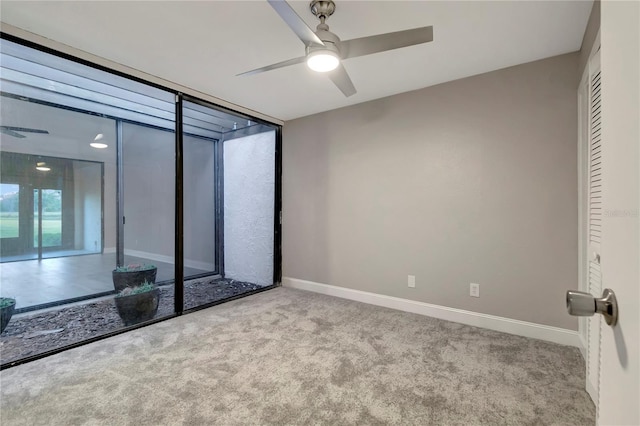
(0, 126), (49, 139)
(238, 0), (434, 97)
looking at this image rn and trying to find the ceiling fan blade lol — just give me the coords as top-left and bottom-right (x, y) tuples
(267, 0), (325, 47)
(340, 26), (433, 59)
(0, 128), (26, 138)
(1, 126), (49, 134)
(328, 64), (356, 97)
(237, 56), (307, 76)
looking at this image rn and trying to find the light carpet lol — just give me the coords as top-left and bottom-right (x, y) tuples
(0, 287), (594, 425)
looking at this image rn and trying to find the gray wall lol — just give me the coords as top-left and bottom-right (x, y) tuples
(283, 53), (579, 330)
(184, 135), (216, 270)
(224, 131), (275, 286)
(122, 122), (175, 260)
(73, 161), (102, 252)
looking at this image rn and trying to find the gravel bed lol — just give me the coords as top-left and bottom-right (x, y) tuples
(0, 278), (262, 365)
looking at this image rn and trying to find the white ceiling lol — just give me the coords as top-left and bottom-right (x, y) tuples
(0, 1), (593, 122)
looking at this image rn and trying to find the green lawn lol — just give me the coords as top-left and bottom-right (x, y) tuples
(0, 213), (62, 246)
(0, 214), (18, 238)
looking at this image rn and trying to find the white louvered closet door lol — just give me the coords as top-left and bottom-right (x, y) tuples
(585, 49), (602, 406)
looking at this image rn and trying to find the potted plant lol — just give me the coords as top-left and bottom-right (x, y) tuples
(0, 297), (16, 334)
(114, 281), (160, 326)
(112, 263), (157, 292)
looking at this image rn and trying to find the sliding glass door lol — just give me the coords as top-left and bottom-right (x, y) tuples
(183, 133), (217, 279)
(181, 97), (279, 310)
(0, 152), (104, 263)
(0, 34), (281, 368)
(181, 99), (221, 309)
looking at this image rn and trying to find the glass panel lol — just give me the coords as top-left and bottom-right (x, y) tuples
(1, 152), (103, 261)
(182, 99), (277, 310)
(122, 122), (176, 285)
(182, 100), (219, 310)
(183, 134), (216, 279)
(0, 37), (175, 365)
(0, 183), (19, 238)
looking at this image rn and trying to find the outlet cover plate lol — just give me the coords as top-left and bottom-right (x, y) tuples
(470, 283), (480, 297)
(408, 275), (416, 288)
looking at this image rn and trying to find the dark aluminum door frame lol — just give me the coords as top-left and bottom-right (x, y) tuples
(175, 94), (184, 314)
(177, 95), (224, 297)
(273, 125), (283, 285)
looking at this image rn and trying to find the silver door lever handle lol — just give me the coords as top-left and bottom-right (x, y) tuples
(566, 289), (618, 326)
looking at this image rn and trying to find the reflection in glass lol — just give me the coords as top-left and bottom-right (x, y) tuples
(0, 183), (19, 238)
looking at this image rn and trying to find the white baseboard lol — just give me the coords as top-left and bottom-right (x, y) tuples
(184, 259), (216, 272)
(103, 247), (116, 254)
(282, 277), (581, 348)
(123, 249), (215, 272)
(577, 318), (587, 360)
(578, 334), (587, 360)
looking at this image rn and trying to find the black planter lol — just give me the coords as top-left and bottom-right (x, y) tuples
(112, 268), (157, 292)
(114, 288), (160, 326)
(1, 298), (16, 334)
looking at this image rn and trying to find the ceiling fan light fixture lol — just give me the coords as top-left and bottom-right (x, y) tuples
(36, 162), (50, 172)
(306, 50), (339, 72)
(90, 133), (108, 149)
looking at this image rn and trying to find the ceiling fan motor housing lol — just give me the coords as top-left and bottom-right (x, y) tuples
(307, 25), (341, 57)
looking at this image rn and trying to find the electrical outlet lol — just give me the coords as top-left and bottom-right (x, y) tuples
(408, 275), (416, 288)
(470, 283), (480, 297)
